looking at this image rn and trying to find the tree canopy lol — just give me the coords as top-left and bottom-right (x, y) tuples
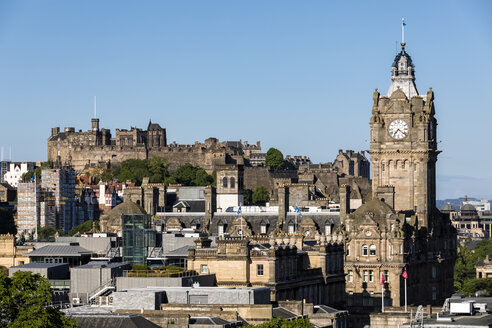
(88, 158), (215, 187)
(0, 271), (76, 327)
(67, 220), (99, 236)
(165, 163), (214, 186)
(252, 186), (270, 205)
(20, 162), (49, 183)
(455, 239), (492, 295)
(36, 226), (61, 241)
(265, 148), (284, 169)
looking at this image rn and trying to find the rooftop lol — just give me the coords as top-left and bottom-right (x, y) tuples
(26, 244), (92, 257)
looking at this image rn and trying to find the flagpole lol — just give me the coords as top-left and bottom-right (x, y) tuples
(381, 273), (385, 313)
(405, 276), (407, 312)
(401, 18), (405, 44)
(382, 284), (384, 313)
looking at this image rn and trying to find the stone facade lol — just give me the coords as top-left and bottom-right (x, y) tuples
(187, 235), (345, 308)
(342, 42), (456, 318)
(0, 234), (33, 268)
(48, 119), (261, 172)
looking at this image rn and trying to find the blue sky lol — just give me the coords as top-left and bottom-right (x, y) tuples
(0, 1), (491, 199)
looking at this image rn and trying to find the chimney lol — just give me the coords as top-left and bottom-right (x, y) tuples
(339, 185), (350, 222)
(278, 186), (289, 229)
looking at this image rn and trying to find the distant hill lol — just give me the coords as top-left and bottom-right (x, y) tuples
(436, 197), (490, 210)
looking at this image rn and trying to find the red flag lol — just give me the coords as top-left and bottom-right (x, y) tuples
(402, 270), (408, 279)
(380, 273), (385, 285)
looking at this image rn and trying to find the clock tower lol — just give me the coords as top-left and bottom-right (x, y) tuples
(369, 42), (438, 227)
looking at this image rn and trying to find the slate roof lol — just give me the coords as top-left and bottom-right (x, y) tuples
(189, 316), (232, 326)
(157, 212), (340, 236)
(164, 245), (193, 257)
(314, 305), (344, 314)
(10, 262), (68, 269)
(461, 204), (478, 212)
(26, 245), (92, 257)
(392, 48), (414, 68)
(172, 200), (205, 212)
(75, 261), (130, 269)
(73, 314), (161, 328)
(440, 203), (456, 212)
(272, 307), (300, 320)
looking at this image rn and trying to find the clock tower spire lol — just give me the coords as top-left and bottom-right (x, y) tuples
(369, 41), (438, 228)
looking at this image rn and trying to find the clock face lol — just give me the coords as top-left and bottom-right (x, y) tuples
(388, 119), (409, 140)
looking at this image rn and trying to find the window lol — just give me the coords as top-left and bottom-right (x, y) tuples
(230, 177), (235, 189)
(261, 224), (267, 234)
(346, 245), (350, 256)
(384, 270), (389, 282)
(432, 266), (437, 279)
(257, 264), (264, 276)
(288, 224), (295, 234)
(222, 177), (228, 188)
(369, 245), (376, 256)
(381, 164), (385, 172)
(218, 225), (224, 235)
(348, 270), (353, 282)
(362, 245), (368, 256)
(363, 270), (368, 282)
(325, 224), (332, 235)
(200, 265), (208, 274)
(369, 270), (374, 282)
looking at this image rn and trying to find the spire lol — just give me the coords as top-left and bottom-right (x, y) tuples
(387, 19), (419, 99)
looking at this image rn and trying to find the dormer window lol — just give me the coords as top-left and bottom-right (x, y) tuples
(260, 218), (269, 234)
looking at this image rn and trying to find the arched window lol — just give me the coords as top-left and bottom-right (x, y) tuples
(369, 245), (376, 256)
(230, 177), (235, 189)
(362, 245), (368, 256)
(222, 177), (228, 188)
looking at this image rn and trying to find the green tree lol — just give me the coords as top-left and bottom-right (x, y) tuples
(248, 317), (313, 328)
(67, 220), (99, 236)
(252, 186), (270, 205)
(168, 164), (214, 186)
(265, 148), (284, 169)
(0, 208), (16, 235)
(243, 189), (253, 205)
(36, 226), (59, 241)
(147, 157), (169, 183)
(115, 159), (150, 185)
(0, 271), (76, 327)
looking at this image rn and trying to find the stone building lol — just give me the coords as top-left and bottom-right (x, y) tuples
(342, 41), (456, 316)
(476, 255), (492, 279)
(333, 149), (370, 179)
(48, 118), (261, 172)
(216, 164), (244, 211)
(187, 234), (345, 308)
(0, 182), (16, 203)
(0, 234), (33, 268)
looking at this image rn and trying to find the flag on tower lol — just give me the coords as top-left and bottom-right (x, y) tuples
(235, 206), (242, 218)
(380, 273), (385, 285)
(402, 269), (408, 279)
(30, 174), (36, 183)
(295, 205), (303, 217)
